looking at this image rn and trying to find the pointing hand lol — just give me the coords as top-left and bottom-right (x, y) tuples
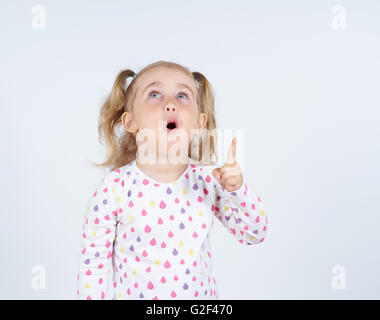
(212, 137), (243, 192)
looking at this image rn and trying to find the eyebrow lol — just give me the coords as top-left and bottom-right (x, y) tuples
(140, 81), (195, 98)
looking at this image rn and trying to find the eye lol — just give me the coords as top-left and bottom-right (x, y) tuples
(177, 92), (189, 99)
(148, 91), (161, 99)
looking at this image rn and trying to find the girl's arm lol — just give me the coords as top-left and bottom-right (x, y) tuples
(77, 177), (118, 300)
(212, 177), (268, 245)
(207, 138), (268, 245)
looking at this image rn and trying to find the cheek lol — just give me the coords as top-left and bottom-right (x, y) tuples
(182, 107), (199, 127)
(181, 116), (201, 142)
(137, 106), (160, 126)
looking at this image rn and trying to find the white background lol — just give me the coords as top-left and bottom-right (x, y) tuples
(0, 0), (379, 299)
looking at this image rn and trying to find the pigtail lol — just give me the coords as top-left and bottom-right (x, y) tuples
(89, 69), (137, 172)
(191, 71), (218, 165)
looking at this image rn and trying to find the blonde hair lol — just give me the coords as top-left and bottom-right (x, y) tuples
(89, 60), (218, 172)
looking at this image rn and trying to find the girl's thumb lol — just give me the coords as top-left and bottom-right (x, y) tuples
(212, 168), (221, 183)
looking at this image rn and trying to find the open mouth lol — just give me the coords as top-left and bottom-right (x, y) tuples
(162, 117), (180, 134)
(166, 121), (177, 130)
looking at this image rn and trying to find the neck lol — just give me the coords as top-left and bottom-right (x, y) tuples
(136, 156), (190, 183)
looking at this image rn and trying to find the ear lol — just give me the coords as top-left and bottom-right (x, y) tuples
(122, 112), (138, 134)
(196, 112), (207, 134)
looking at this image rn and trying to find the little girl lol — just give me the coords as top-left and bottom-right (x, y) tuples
(76, 60), (268, 300)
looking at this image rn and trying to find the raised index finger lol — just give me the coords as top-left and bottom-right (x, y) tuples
(226, 137), (236, 165)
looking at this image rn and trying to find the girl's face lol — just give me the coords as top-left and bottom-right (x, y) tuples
(122, 66), (207, 163)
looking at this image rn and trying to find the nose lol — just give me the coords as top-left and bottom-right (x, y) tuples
(165, 104), (176, 112)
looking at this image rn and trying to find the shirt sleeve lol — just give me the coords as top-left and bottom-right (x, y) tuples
(211, 170), (268, 245)
(76, 176), (118, 300)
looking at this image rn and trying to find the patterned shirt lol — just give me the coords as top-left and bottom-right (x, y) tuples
(77, 158), (268, 300)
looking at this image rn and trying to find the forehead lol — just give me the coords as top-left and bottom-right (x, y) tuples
(136, 67), (196, 94)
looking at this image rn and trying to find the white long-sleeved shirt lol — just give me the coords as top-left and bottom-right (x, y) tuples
(76, 158), (268, 300)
